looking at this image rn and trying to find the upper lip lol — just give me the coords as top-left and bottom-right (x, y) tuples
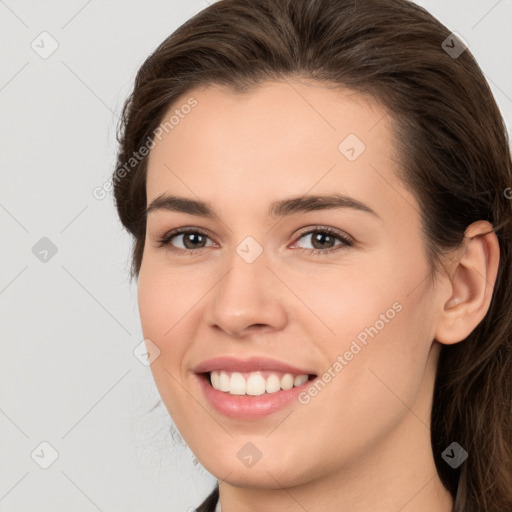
(193, 356), (316, 376)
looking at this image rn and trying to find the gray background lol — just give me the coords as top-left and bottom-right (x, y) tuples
(1, 1), (511, 511)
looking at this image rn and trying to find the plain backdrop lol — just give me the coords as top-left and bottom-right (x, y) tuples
(1, 1), (511, 511)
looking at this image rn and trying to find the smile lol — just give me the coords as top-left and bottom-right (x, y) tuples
(193, 356), (318, 419)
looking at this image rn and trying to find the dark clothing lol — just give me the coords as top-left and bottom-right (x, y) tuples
(196, 485), (219, 512)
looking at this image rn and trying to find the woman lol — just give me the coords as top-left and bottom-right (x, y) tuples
(112, 0), (512, 510)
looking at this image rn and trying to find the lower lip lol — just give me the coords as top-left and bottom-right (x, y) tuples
(196, 374), (314, 419)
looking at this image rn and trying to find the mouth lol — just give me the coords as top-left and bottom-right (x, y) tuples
(201, 370), (317, 396)
(193, 356), (318, 418)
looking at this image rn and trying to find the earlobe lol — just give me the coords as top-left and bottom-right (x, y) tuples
(435, 221), (500, 345)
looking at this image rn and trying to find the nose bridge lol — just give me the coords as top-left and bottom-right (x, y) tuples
(204, 240), (287, 335)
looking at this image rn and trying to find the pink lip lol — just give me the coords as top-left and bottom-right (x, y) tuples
(192, 356), (317, 419)
(193, 356), (315, 375)
(196, 373), (315, 419)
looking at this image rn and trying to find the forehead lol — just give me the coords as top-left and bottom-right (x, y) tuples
(148, 80), (389, 162)
(145, 80), (417, 225)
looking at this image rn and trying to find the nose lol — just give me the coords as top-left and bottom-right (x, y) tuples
(202, 249), (288, 338)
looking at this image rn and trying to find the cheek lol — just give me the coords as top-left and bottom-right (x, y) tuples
(137, 257), (202, 342)
(290, 298), (435, 474)
(289, 261), (406, 350)
(298, 246), (434, 412)
(136, 261), (199, 401)
(137, 266), (201, 427)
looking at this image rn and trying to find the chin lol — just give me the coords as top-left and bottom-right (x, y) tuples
(200, 452), (319, 490)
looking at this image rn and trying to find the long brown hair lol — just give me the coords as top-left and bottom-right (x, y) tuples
(113, 1), (512, 510)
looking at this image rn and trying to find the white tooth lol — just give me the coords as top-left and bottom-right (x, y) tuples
(210, 370), (220, 389)
(229, 372), (246, 395)
(266, 374), (281, 393)
(213, 371), (309, 395)
(294, 374), (308, 387)
(219, 371), (230, 392)
(280, 373), (294, 390)
(246, 373), (266, 396)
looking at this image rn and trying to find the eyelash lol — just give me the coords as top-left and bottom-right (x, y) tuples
(156, 226), (355, 257)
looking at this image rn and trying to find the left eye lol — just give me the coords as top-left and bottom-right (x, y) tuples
(291, 228), (354, 254)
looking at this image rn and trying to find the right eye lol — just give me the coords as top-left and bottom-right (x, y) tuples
(157, 228), (216, 254)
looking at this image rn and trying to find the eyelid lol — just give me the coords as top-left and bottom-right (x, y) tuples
(292, 225), (354, 245)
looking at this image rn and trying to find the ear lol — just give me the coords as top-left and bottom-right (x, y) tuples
(435, 221), (500, 345)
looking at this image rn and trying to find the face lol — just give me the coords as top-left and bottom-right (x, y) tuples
(138, 80), (442, 489)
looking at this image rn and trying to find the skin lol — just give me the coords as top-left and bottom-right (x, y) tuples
(137, 80), (499, 511)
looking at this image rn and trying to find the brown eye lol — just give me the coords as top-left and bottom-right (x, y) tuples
(177, 232), (208, 249)
(157, 228), (214, 253)
(292, 227), (354, 256)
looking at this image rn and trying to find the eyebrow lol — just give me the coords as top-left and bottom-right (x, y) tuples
(146, 193), (379, 219)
